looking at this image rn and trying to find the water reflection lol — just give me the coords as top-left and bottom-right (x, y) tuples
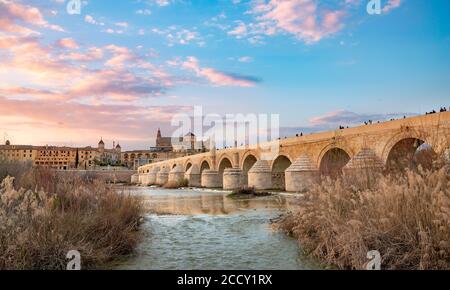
(129, 187), (300, 216)
(116, 187), (316, 270)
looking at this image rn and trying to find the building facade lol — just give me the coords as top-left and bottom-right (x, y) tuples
(0, 139), (121, 170)
(1, 129), (208, 170)
(122, 129), (208, 169)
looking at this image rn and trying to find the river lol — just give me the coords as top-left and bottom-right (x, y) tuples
(116, 187), (318, 270)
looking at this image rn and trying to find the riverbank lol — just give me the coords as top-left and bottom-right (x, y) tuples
(0, 162), (144, 270)
(275, 166), (450, 270)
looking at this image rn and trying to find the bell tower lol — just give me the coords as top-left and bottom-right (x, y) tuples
(156, 128), (162, 147)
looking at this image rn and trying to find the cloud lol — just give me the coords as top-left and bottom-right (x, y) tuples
(151, 26), (205, 47)
(0, 96), (192, 148)
(0, 2), (175, 104)
(0, 0), (64, 35)
(115, 22), (129, 28)
(56, 38), (79, 49)
(383, 0), (402, 13)
(60, 47), (104, 62)
(0, 38), (169, 102)
(104, 44), (137, 68)
(241, 0), (346, 44)
(153, 0), (172, 6)
(182, 56), (260, 87)
(226, 0), (403, 45)
(238, 56), (253, 63)
(136, 9), (152, 15)
(84, 15), (104, 26)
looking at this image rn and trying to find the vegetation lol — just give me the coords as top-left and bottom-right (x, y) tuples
(0, 161), (144, 270)
(276, 164), (450, 270)
(228, 186), (271, 198)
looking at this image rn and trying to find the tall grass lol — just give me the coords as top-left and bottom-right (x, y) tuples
(276, 164), (449, 270)
(0, 162), (144, 270)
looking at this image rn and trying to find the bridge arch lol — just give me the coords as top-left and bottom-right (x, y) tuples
(218, 157), (233, 185)
(240, 151), (259, 169)
(382, 130), (436, 164)
(218, 156), (233, 172)
(184, 160), (193, 172)
(200, 159), (211, 174)
(240, 152), (258, 187)
(271, 155), (292, 190)
(319, 146), (351, 178)
(217, 153), (233, 167)
(384, 133), (437, 171)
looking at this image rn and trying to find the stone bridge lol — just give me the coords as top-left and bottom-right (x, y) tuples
(133, 112), (450, 192)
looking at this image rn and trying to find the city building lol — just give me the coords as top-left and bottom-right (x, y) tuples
(0, 129), (208, 170)
(0, 139), (121, 170)
(122, 129), (208, 169)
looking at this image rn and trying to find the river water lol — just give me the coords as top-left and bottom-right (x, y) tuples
(116, 187), (317, 270)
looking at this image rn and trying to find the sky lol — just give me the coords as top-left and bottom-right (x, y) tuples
(0, 0), (449, 150)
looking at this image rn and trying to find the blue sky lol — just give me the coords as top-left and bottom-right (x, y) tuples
(0, 0), (449, 149)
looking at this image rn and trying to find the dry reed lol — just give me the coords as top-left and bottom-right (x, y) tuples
(0, 162), (144, 270)
(276, 165), (449, 270)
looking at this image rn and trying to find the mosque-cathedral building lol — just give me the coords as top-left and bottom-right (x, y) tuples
(0, 129), (207, 170)
(121, 129), (207, 169)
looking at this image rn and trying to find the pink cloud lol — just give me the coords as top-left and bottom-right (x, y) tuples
(56, 38), (79, 49)
(383, 0), (402, 13)
(0, 96), (192, 147)
(182, 56), (259, 87)
(0, 0), (64, 35)
(60, 47), (104, 62)
(104, 44), (138, 68)
(251, 0), (346, 44)
(0, 25), (173, 104)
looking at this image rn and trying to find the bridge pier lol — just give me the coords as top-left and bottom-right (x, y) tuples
(141, 173), (151, 186)
(343, 148), (384, 189)
(131, 174), (139, 184)
(185, 165), (201, 187)
(285, 155), (319, 193)
(248, 160), (272, 190)
(138, 173), (144, 185)
(169, 165), (185, 186)
(223, 168), (242, 190)
(146, 167), (160, 185)
(201, 170), (221, 188)
(156, 167), (170, 186)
